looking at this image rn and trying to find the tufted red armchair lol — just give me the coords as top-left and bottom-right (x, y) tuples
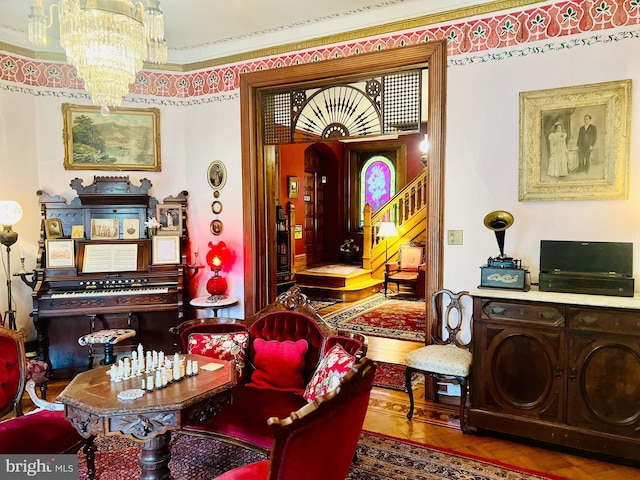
(179, 287), (367, 454)
(0, 326), (86, 456)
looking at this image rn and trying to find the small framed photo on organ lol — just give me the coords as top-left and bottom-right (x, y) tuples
(45, 218), (64, 239)
(123, 218), (140, 239)
(152, 236), (181, 265)
(46, 239), (75, 268)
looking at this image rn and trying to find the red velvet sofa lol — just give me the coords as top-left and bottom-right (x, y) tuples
(172, 287), (367, 453)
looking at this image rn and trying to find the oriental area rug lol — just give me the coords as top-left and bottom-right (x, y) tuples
(323, 294), (426, 342)
(76, 431), (557, 480)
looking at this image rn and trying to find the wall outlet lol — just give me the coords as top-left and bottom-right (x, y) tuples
(448, 230), (463, 245)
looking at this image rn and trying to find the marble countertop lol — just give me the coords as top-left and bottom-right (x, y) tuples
(470, 287), (640, 310)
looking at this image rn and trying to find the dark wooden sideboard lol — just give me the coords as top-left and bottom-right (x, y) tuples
(469, 288), (640, 464)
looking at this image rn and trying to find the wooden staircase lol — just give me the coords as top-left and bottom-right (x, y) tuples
(295, 171), (427, 300)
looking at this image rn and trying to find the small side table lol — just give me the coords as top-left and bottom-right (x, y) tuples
(190, 295), (239, 317)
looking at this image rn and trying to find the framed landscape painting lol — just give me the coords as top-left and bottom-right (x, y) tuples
(62, 103), (161, 171)
(518, 80), (631, 201)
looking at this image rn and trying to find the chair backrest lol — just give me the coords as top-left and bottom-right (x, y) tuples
(398, 244), (424, 271)
(266, 357), (376, 480)
(249, 310), (326, 382)
(170, 317), (247, 353)
(0, 327), (27, 418)
(430, 289), (472, 350)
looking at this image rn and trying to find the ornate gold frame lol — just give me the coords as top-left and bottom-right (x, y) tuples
(519, 80), (631, 201)
(62, 103), (161, 171)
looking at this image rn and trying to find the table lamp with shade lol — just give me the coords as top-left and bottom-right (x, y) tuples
(0, 201), (23, 330)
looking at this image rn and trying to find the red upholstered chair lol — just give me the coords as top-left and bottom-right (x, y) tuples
(384, 243), (425, 297)
(213, 357), (376, 480)
(0, 326), (87, 457)
(180, 286), (367, 454)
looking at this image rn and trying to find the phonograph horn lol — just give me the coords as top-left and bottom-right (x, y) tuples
(483, 210), (514, 258)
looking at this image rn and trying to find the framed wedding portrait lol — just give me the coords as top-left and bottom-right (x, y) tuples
(156, 204), (182, 236)
(518, 79), (631, 202)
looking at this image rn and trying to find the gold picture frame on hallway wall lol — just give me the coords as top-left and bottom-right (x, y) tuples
(62, 103), (161, 171)
(518, 79), (631, 202)
(288, 176), (299, 199)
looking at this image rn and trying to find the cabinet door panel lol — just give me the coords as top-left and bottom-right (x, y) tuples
(475, 323), (564, 421)
(567, 331), (640, 436)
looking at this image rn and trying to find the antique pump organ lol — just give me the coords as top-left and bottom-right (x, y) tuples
(28, 177), (192, 378)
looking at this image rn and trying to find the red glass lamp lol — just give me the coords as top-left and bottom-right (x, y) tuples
(205, 241), (231, 302)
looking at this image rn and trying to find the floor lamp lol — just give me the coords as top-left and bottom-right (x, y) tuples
(377, 221), (398, 295)
(0, 201), (23, 330)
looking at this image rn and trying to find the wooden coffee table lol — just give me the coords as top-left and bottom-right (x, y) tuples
(57, 354), (236, 480)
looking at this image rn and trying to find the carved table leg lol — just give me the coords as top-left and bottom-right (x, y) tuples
(138, 432), (172, 480)
(83, 436), (97, 480)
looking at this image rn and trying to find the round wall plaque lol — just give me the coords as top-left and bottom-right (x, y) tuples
(211, 201), (222, 214)
(210, 219), (223, 235)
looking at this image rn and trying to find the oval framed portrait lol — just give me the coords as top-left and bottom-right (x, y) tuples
(210, 219), (223, 236)
(211, 200), (223, 214)
(207, 160), (227, 190)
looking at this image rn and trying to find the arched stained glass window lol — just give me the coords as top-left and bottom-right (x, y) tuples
(359, 155), (396, 226)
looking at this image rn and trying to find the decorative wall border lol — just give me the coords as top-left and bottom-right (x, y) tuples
(1, 0), (639, 102)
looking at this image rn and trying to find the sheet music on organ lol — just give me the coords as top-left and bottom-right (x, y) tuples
(82, 243), (139, 273)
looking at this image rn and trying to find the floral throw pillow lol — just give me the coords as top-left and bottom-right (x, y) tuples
(188, 332), (249, 380)
(303, 344), (355, 403)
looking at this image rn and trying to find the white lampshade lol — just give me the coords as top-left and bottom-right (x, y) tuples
(377, 221), (398, 239)
(0, 201), (22, 226)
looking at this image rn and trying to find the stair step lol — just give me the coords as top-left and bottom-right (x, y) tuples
(298, 278), (383, 302)
(296, 266), (373, 288)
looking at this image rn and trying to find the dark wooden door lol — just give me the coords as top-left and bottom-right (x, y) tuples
(304, 147), (325, 266)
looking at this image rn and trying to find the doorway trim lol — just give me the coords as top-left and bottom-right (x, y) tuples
(241, 41), (447, 322)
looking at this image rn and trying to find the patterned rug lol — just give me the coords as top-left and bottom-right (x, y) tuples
(373, 360), (422, 392)
(323, 294), (426, 342)
(76, 431), (556, 480)
(308, 297), (340, 311)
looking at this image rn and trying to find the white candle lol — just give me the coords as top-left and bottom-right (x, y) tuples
(192, 360), (198, 374)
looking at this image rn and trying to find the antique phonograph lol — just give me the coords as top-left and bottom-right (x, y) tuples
(479, 211), (529, 291)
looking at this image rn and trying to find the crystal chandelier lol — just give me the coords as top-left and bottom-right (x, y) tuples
(28, 0), (168, 112)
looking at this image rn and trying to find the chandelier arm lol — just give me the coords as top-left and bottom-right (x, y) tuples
(45, 3), (62, 29)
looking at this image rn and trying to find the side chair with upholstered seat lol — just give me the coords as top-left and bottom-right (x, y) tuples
(384, 242), (425, 297)
(213, 356), (376, 480)
(405, 289), (473, 432)
(0, 326), (91, 465)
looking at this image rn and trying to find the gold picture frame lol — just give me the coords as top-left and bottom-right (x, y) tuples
(44, 218), (64, 239)
(152, 236), (181, 265)
(288, 176), (299, 199)
(62, 103), (161, 171)
(46, 239), (75, 268)
(519, 80), (631, 202)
